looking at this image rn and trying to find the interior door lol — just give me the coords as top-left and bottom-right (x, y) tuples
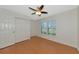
(0, 17), (30, 48)
(0, 17), (15, 48)
(15, 18), (30, 43)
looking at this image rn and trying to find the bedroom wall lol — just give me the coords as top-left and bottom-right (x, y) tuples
(30, 20), (39, 36)
(32, 8), (78, 48)
(77, 7), (79, 50)
(0, 8), (31, 48)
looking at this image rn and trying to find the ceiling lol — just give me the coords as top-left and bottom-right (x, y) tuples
(0, 5), (78, 20)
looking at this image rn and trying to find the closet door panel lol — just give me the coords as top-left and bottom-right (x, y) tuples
(15, 19), (30, 43)
(8, 18), (15, 44)
(0, 17), (15, 48)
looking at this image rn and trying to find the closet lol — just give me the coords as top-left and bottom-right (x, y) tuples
(0, 16), (30, 49)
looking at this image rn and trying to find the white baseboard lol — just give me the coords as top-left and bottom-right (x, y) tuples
(77, 48), (79, 51)
(0, 37), (30, 49)
(0, 43), (15, 49)
(38, 35), (77, 48)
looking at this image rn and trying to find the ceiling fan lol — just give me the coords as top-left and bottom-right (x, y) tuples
(29, 5), (48, 16)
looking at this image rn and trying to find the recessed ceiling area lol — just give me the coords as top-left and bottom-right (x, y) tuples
(0, 5), (78, 20)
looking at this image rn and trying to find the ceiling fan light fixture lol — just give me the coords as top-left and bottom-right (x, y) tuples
(36, 11), (41, 15)
(29, 5), (48, 16)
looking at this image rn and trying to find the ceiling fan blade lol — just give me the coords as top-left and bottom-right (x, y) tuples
(41, 11), (48, 14)
(29, 7), (37, 11)
(39, 5), (44, 10)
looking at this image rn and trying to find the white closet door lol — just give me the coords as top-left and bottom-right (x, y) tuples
(8, 18), (15, 44)
(15, 19), (30, 43)
(0, 17), (15, 48)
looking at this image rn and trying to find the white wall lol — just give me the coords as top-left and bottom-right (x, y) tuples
(15, 18), (31, 43)
(31, 9), (78, 48)
(0, 8), (31, 48)
(31, 20), (39, 36)
(77, 7), (79, 50)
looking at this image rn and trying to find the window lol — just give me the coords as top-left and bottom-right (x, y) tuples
(48, 20), (56, 35)
(41, 20), (56, 36)
(41, 22), (47, 34)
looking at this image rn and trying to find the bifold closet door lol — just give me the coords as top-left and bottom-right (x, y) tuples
(0, 17), (30, 48)
(15, 19), (30, 43)
(0, 17), (15, 48)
